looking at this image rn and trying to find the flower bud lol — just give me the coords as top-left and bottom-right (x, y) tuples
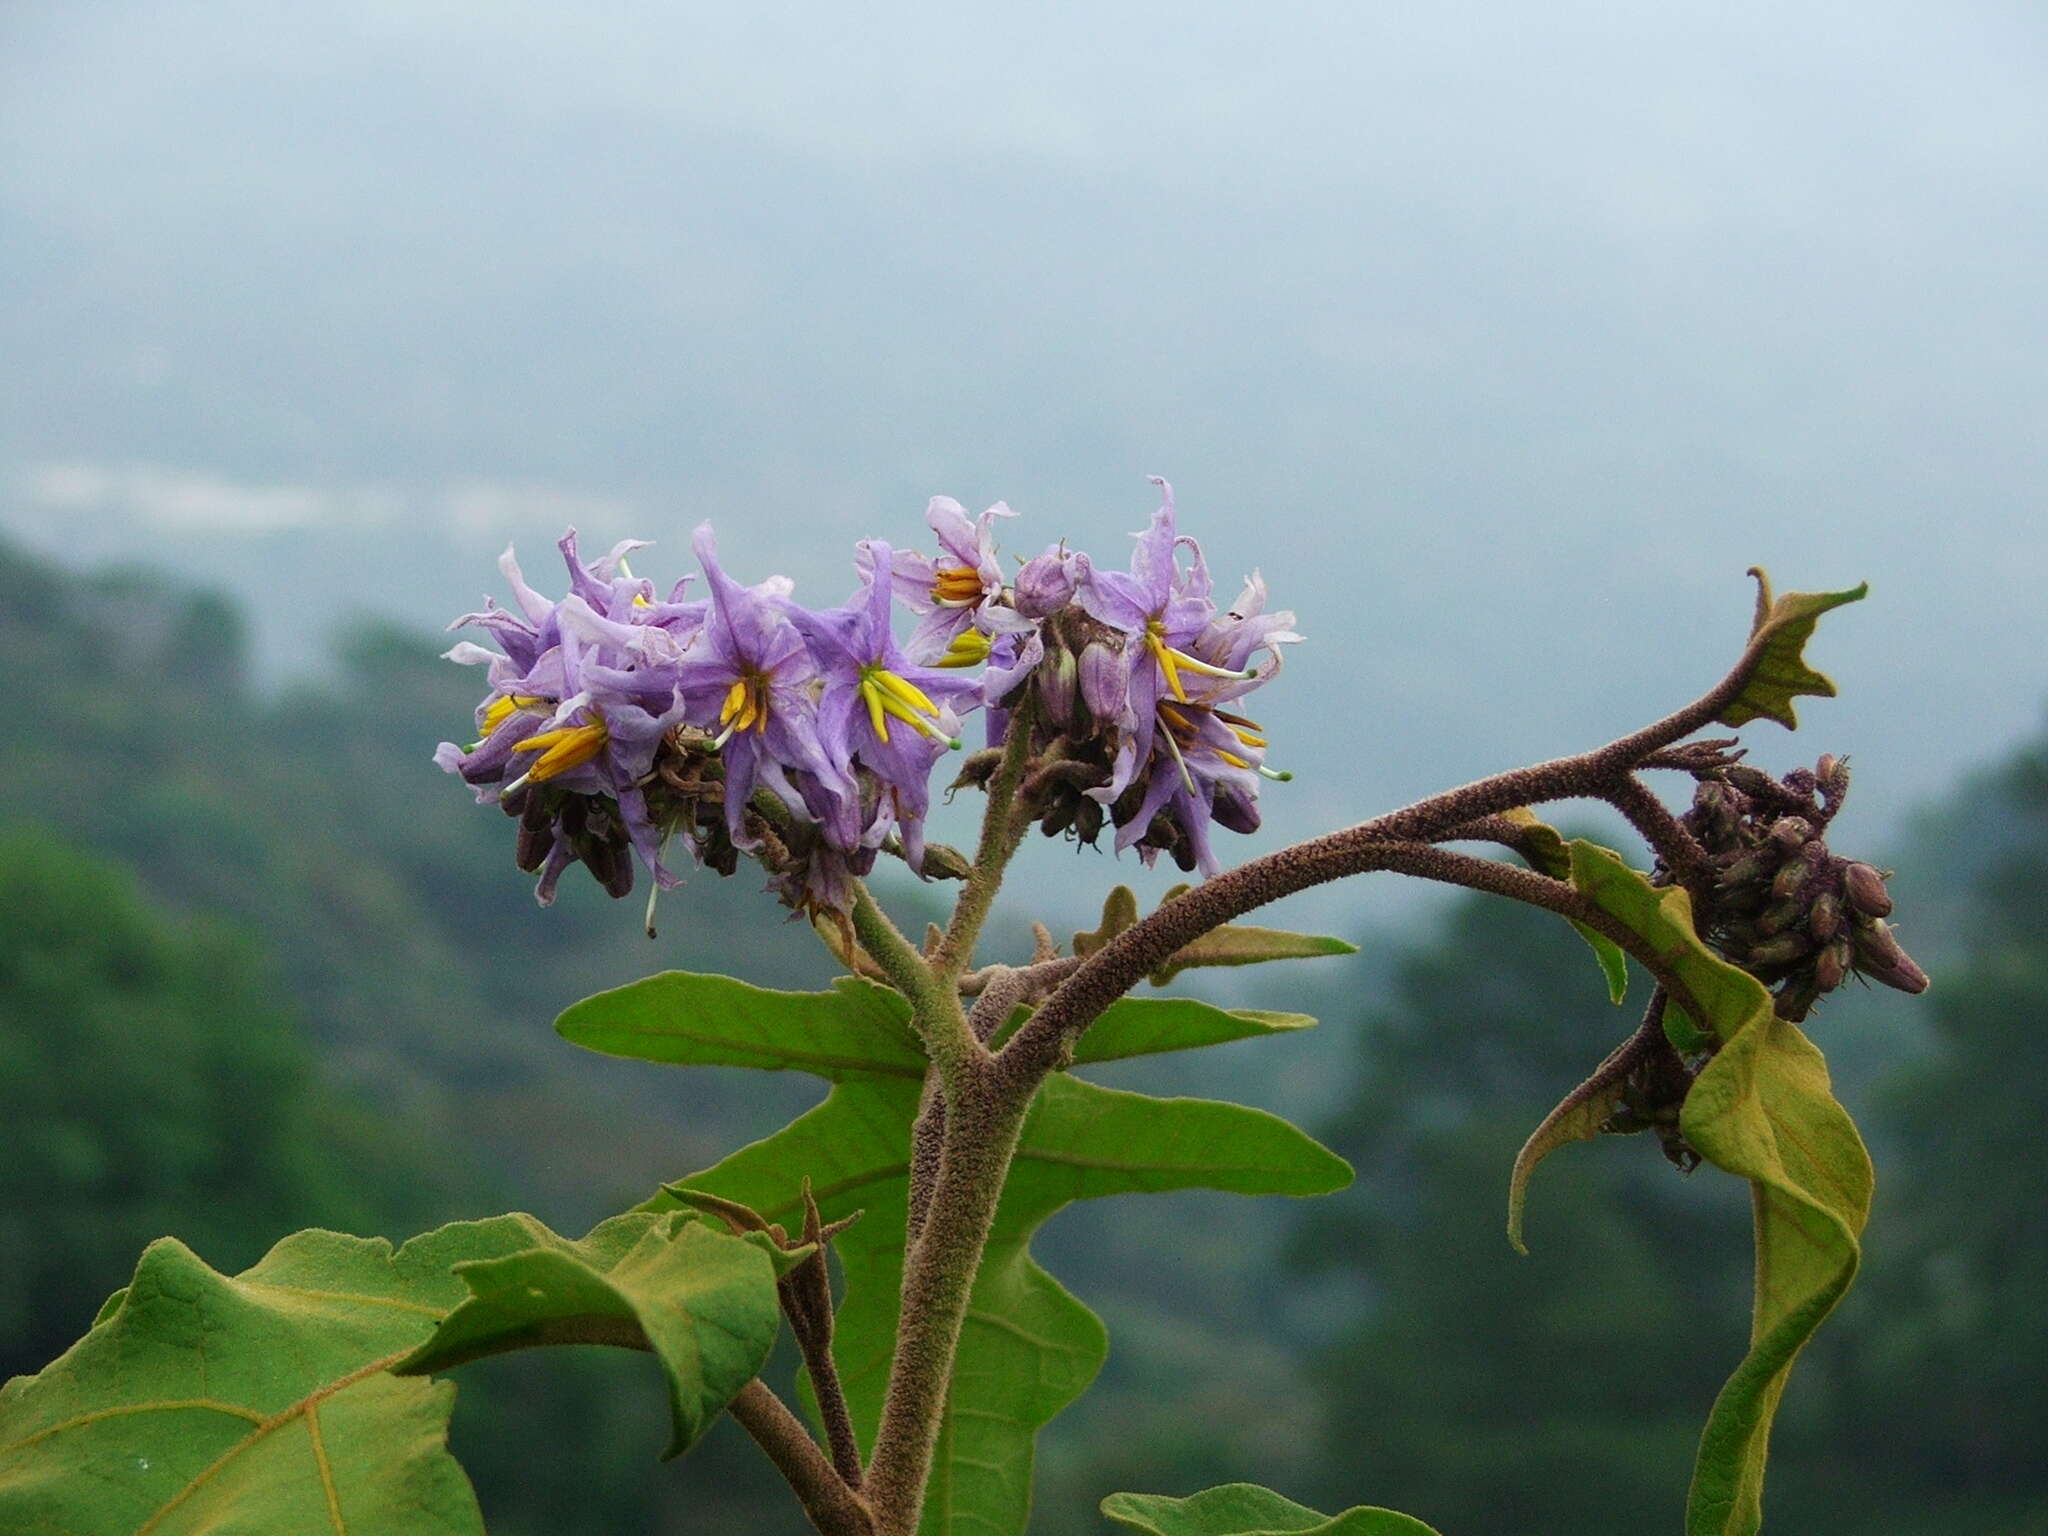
(1771, 854), (1815, 901)
(1718, 850), (1774, 890)
(1757, 897), (1807, 937)
(1808, 891), (1843, 943)
(1853, 919), (1929, 993)
(1013, 544), (1079, 619)
(1748, 932), (1812, 967)
(1770, 816), (1812, 853)
(1814, 935), (1853, 990)
(1039, 646), (1078, 729)
(1078, 641), (1127, 723)
(1842, 861), (1893, 918)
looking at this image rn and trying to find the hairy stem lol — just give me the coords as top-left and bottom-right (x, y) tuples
(730, 1379), (877, 1536)
(865, 1070), (1032, 1535)
(851, 882), (979, 1077)
(1000, 641), (1777, 1082)
(1605, 774), (1714, 909)
(934, 697), (1039, 981)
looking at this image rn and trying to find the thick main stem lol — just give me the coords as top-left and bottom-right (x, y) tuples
(933, 696), (1038, 981)
(864, 1069), (1033, 1535)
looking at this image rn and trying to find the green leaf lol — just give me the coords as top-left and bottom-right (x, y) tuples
(1072, 885), (1141, 958)
(557, 971), (925, 1079)
(395, 1214), (784, 1458)
(1505, 1024), (1653, 1255)
(1069, 883), (1356, 984)
(1038, 997), (1316, 1064)
(1679, 1009), (1872, 1535)
(1716, 569), (1868, 730)
(1559, 839), (1875, 1536)
(645, 1078), (1350, 1536)
(0, 1215), (551, 1536)
(1500, 810), (1630, 1004)
(1101, 1482), (1442, 1534)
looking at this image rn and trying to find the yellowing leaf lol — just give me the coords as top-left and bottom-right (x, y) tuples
(1717, 569), (1868, 731)
(1102, 1482), (1442, 1534)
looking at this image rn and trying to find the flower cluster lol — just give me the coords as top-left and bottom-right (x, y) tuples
(437, 483), (1298, 918)
(1666, 754), (1928, 1020)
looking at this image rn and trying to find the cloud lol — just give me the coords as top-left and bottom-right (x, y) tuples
(14, 463), (636, 541)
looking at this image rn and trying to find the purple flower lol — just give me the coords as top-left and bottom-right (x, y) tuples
(672, 525), (854, 851)
(1076, 478), (1257, 804)
(791, 542), (984, 873)
(436, 528), (704, 903)
(878, 497), (1033, 667)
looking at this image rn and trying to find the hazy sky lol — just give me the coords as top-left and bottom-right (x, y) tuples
(3, 2), (2044, 927)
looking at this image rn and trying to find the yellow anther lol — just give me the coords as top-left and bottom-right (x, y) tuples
(1231, 727), (1269, 749)
(873, 668), (939, 716)
(937, 630), (993, 668)
(720, 679), (748, 724)
(1217, 749), (1251, 770)
(513, 719), (609, 781)
(931, 566), (985, 606)
(1148, 633), (1188, 702)
(861, 678), (892, 743)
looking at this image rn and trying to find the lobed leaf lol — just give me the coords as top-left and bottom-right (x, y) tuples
(640, 1072), (1350, 1536)
(394, 1214), (785, 1458)
(1557, 839), (1873, 1536)
(1101, 1482), (1442, 1535)
(0, 1216), (558, 1535)
(557, 971), (925, 1079)
(1716, 569), (1868, 731)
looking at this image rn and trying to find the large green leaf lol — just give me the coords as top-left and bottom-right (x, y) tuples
(556, 971), (925, 1079)
(1499, 809), (1629, 1005)
(636, 1067), (1349, 1536)
(1562, 840), (1874, 1536)
(1716, 570), (1867, 730)
(395, 1214), (785, 1458)
(1101, 1482), (1442, 1534)
(0, 1216), (540, 1534)
(0, 1212), (783, 1533)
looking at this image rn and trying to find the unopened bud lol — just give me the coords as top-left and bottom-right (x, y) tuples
(1853, 919), (1930, 994)
(1770, 816), (1812, 853)
(1814, 935), (1853, 990)
(1808, 891), (1843, 943)
(1757, 897), (1807, 937)
(1748, 932), (1812, 968)
(1078, 641), (1127, 725)
(1718, 851), (1775, 890)
(1818, 753), (1852, 800)
(1039, 646), (1078, 728)
(1842, 862), (1893, 918)
(919, 841), (975, 881)
(1771, 856), (1815, 901)
(1014, 544), (1080, 619)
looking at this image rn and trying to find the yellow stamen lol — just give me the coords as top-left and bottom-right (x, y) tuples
(720, 679), (748, 724)
(1149, 632), (1188, 701)
(1230, 727), (1269, 749)
(1217, 749), (1251, 769)
(937, 630), (993, 668)
(861, 678), (892, 743)
(513, 719), (609, 781)
(480, 693), (546, 736)
(931, 566), (985, 606)
(873, 669), (939, 716)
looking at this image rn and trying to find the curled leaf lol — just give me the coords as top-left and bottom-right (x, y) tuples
(1717, 570), (1868, 731)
